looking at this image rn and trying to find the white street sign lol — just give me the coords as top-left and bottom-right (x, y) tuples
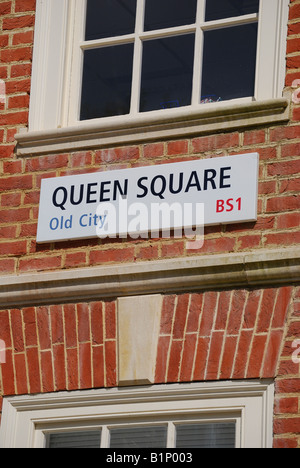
(36, 153), (259, 243)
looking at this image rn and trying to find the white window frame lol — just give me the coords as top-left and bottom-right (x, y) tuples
(16, 0), (290, 156)
(0, 380), (274, 448)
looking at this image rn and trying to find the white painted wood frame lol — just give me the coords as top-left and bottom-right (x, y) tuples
(0, 380), (274, 448)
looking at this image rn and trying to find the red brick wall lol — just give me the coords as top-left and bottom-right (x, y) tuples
(0, 300), (117, 398)
(0, 0), (299, 448)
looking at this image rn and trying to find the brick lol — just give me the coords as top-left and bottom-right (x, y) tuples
(65, 251), (87, 268)
(273, 418), (300, 435)
(257, 288), (277, 333)
(2, 15), (35, 31)
(199, 291), (218, 337)
(5, 79), (31, 94)
(79, 342), (92, 389)
(66, 348), (79, 391)
(277, 212), (300, 229)
(273, 438), (298, 449)
(287, 55), (300, 69)
(0, 224), (17, 238)
(244, 130), (265, 145)
(219, 335), (237, 379)
(37, 307), (51, 350)
(0, 47), (32, 63)
(193, 337), (209, 381)
(92, 345), (104, 388)
(25, 154), (69, 172)
(227, 289), (247, 335)
(266, 195), (300, 213)
(105, 301), (116, 340)
(288, 321), (300, 337)
(265, 231), (300, 247)
(0, 258), (16, 273)
(206, 331), (224, 380)
(274, 397), (299, 415)
(10, 309), (24, 352)
(14, 353), (28, 395)
(41, 350), (54, 392)
(12, 30), (34, 45)
(8, 94), (30, 109)
(23, 307), (37, 347)
(1, 350), (15, 395)
(247, 334), (267, 378)
(267, 160), (300, 177)
(70, 151), (93, 168)
(11, 63), (32, 78)
(95, 146), (140, 164)
(160, 295), (176, 334)
(276, 378), (300, 394)
(192, 133), (239, 153)
(0, 240), (27, 256)
(214, 290), (231, 330)
(270, 125), (300, 142)
(15, 0), (36, 12)
(104, 340), (117, 387)
(167, 140), (189, 155)
(180, 333), (198, 382)
(173, 294), (189, 339)
(26, 347), (41, 394)
(0, 174), (32, 191)
(143, 142), (164, 159)
(167, 340), (183, 382)
(64, 304), (77, 348)
(287, 37), (300, 54)
(90, 302), (103, 345)
(280, 177), (300, 193)
(186, 293), (203, 333)
(289, 3), (300, 21)
(19, 256), (61, 272)
(200, 236), (236, 254)
(232, 330), (253, 379)
(0, 310), (12, 348)
(272, 287), (293, 329)
(53, 343), (66, 391)
(155, 335), (171, 383)
(262, 330), (284, 378)
(90, 247), (135, 265)
(0, 2), (11, 15)
(77, 303), (90, 343)
(161, 241), (185, 258)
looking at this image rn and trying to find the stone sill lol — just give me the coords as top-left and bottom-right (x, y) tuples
(0, 247), (299, 308)
(15, 98), (289, 156)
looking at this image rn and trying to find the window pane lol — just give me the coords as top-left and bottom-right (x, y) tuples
(176, 423), (236, 448)
(85, 0), (137, 41)
(48, 431), (101, 449)
(140, 34), (195, 113)
(144, 0), (197, 31)
(201, 23), (258, 103)
(110, 426), (167, 448)
(205, 0), (260, 22)
(80, 44), (134, 120)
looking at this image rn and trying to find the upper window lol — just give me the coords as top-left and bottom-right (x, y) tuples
(78, 0), (259, 121)
(22, 0), (289, 153)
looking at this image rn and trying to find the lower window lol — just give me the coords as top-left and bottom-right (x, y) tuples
(0, 380), (274, 448)
(47, 420), (237, 449)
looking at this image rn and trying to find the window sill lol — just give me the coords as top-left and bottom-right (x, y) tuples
(15, 98), (289, 156)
